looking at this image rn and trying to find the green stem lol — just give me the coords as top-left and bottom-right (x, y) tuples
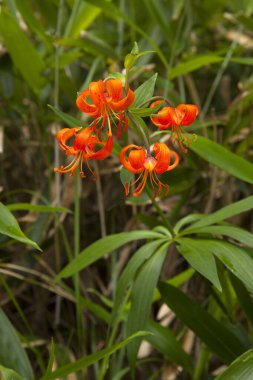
(127, 112), (150, 154)
(138, 96), (173, 108)
(146, 187), (175, 237)
(74, 173), (85, 349)
(53, 0), (64, 328)
(192, 344), (209, 380)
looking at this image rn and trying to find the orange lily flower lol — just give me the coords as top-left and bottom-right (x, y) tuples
(120, 143), (179, 198)
(54, 127), (113, 177)
(76, 78), (135, 137)
(150, 101), (199, 152)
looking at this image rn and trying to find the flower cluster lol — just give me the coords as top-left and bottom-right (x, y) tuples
(54, 73), (198, 199)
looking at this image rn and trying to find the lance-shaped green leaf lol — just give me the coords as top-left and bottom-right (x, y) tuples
(230, 275), (253, 326)
(215, 349), (253, 380)
(39, 331), (150, 380)
(181, 195), (253, 234)
(0, 308), (34, 380)
(186, 225), (253, 248)
(188, 135), (253, 185)
(146, 321), (193, 373)
(169, 55), (223, 79)
(131, 73), (158, 108)
(6, 203), (70, 214)
(48, 105), (81, 128)
(0, 9), (45, 93)
(176, 238), (222, 291)
(0, 365), (25, 380)
(177, 238), (253, 293)
(112, 239), (166, 323)
(158, 282), (249, 364)
(56, 230), (165, 280)
(126, 243), (169, 372)
(0, 203), (41, 251)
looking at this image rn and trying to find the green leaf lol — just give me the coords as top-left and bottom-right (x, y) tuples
(112, 239), (167, 322)
(0, 308), (33, 380)
(141, 0), (173, 42)
(44, 340), (55, 377)
(146, 321), (193, 373)
(128, 114), (150, 145)
(177, 238), (222, 291)
(0, 9), (45, 93)
(14, 0), (48, 41)
(181, 195), (253, 234)
(48, 105), (81, 128)
(130, 102), (163, 117)
(231, 57), (253, 65)
(174, 214), (204, 233)
(169, 55), (223, 79)
(215, 349), (253, 380)
(81, 0), (168, 68)
(188, 135), (253, 185)
(179, 239), (253, 293)
(158, 282), (249, 364)
(0, 365), (25, 380)
(0, 203), (41, 251)
(64, 3), (101, 38)
(6, 203), (70, 213)
(58, 35), (118, 60)
(131, 73), (158, 108)
(39, 331), (150, 380)
(230, 275), (253, 326)
(126, 243), (169, 371)
(190, 225), (253, 247)
(56, 230), (165, 280)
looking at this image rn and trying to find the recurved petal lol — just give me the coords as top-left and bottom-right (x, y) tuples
(109, 86), (135, 111)
(89, 133), (114, 160)
(167, 150), (180, 171)
(150, 100), (163, 108)
(177, 104), (199, 126)
(153, 142), (172, 174)
(120, 145), (145, 174)
(105, 78), (123, 102)
(89, 80), (105, 107)
(128, 148), (147, 170)
(56, 127), (81, 154)
(76, 89), (100, 116)
(151, 107), (178, 129)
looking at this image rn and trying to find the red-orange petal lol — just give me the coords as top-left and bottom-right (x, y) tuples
(56, 127), (81, 155)
(109, 86), (135, 111)
(150, 100), (163, 108)
(90, 133), (114, 160)
(153, 142), (171, 174)
(105, 78), (123, 102)
(89, 80), (105, 107)
(153, 143), (180, 174)
(120, 145), (145, 174)
(151, 107), (179, 129)
(73, 126), (93, 151)
(176, 104), (199, 126)
(128, 148), (147, 170)
(76, 89), (100, 117)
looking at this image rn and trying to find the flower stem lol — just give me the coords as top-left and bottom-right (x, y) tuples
(146, 186), (175, 237)
(74, 173), (85, 349)
(53, 0), (64, 328)
(127, 112), (150, 155)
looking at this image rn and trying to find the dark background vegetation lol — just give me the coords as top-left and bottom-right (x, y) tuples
(0, 0), (253, 379)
